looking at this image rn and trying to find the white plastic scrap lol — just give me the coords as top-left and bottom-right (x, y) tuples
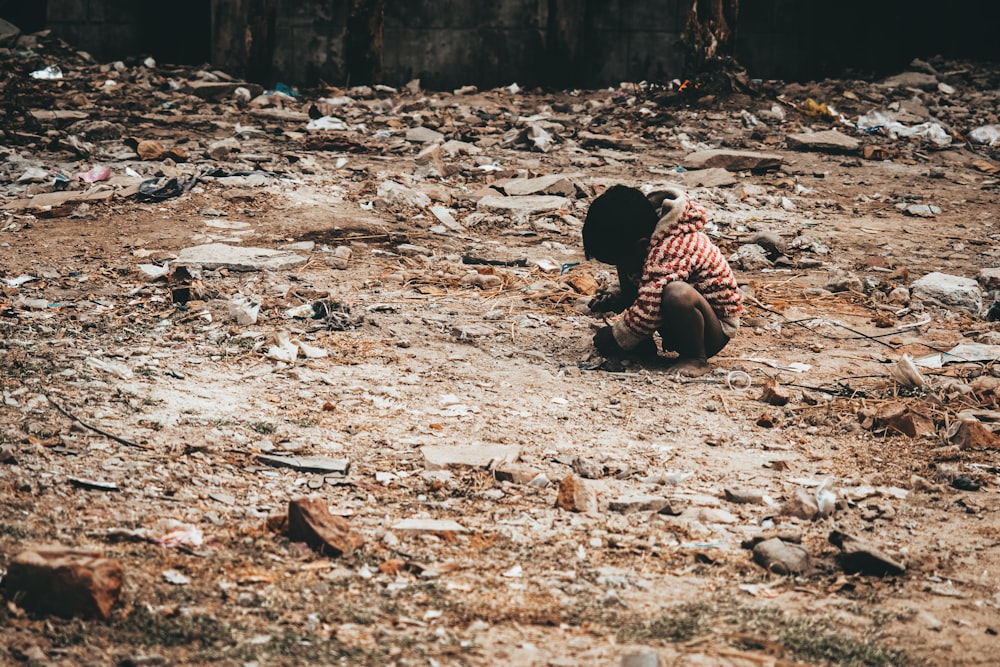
(889, 354), (926, 387)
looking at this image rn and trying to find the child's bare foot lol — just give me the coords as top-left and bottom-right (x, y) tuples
(669, 357), (712, 377)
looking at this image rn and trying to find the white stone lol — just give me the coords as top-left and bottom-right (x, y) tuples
(911, 272), (983, 315)
(175, 244), (307, 272)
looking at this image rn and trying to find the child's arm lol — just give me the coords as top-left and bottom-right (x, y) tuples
(590, 263), (640, 313)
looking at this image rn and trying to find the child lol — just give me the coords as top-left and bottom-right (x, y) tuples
(582, 185), (742, 377)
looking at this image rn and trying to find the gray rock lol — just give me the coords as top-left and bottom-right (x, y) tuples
(904, 204), (941, 217)
(752, 537), (811, 575)
(683, 149), (783, 172)
(376, 181), (432, 209)
(825, 272), (864, 293)
(477, 195), (570, 216)
(731, 244), (771, 270)
(880, 71), (939, 90)
(828, 530), (905, 576)
(185, 80), (262, 101)
(749, 231), (785, 258)
(208, 138), (241, 160)
(174, 244), (307, 272)
(607, 495), (676, 514)
(257, 454), (350, 475)
(421, 444), (520, 470)
(787, 129), (860, 152)
(724, 487), (764, 505)
(391, 518), (467, 532)
(911, 272), (983, 315)
(978, 268), (1000, 291)
(405, 126), (445, 144)
(570, 456), (604, 479)
(681, 167), (737, 188)
(780, 487), (820, 521)
(621, 649), (661, 667)
(501, 174), (577, 197)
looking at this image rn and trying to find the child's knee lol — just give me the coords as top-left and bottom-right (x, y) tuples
(661, 282), (699, 310)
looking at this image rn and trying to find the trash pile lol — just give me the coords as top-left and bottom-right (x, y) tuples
(2, 21), (1000, 667)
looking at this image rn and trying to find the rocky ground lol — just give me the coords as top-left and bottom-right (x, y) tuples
(2, 28), (1000, 667)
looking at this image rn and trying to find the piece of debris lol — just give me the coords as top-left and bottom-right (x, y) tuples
(607, 495), (679, 515)
(828, 531), (905, 576)
(752, 537), (811, 575)
(3, 546), (124, 619)
(910, 272), (983, 315)
(287, 496), (365, 557)
(174, 243), (308, 272)
(391, 518), (467, 533)
(683, 149), (783, 171)
(420, 444), (520, 470)
(758, 379), (791, 406)
(786, 129), (861, 152)
(556, 474), (596, 513)
(257, 454), (350, 475)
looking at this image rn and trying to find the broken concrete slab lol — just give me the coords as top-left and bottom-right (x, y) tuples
(257, 454), (350, 475)
(607, 494), (677, 514)
(477, 195), (570, 216)
(3, 546), (124, 619)
(430, 205), (464, 231)
(501, 174), (578, 197)
(287, 496), (365, 557)
(681, 167), (737, 188)
(911, 272), (983, 315)
(683, 149), (783, 172)
(406, 126), (445, 144)
(174, 243), (308, 272)
(420, 444), (520, 470)
(786, 129), (861, 152)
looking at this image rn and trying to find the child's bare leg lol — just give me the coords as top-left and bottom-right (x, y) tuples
(658, 282), (729, 377)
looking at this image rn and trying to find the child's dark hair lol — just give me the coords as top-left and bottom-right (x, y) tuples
(582, 185), (658, 264)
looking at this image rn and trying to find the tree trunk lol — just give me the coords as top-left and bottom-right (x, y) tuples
(684, 0), (739, 67)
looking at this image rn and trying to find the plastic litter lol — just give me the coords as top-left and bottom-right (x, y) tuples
(74, 166), (111, 183)
(968, 125), (1000, 147)
(890, 354), (926, 387)
(30, 65), (63, 80)
(856, 111), (951, 147)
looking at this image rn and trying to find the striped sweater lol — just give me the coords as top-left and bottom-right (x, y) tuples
(612, 188), (743, 350)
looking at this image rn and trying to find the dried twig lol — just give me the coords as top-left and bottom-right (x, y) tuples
(46, 395), (149, 450)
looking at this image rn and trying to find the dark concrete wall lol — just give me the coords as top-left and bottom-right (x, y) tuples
(35, 0), (1000, 88)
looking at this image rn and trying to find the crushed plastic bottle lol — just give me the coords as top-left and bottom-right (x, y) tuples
(968, 125), (1000, 147)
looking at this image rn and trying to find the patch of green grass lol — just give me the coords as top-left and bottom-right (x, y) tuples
(118, 606), (233, 648)
(622, 596), (908, 667)
(250, 421), (277, 435)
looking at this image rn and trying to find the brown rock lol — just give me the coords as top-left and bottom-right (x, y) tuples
(555, 474), (595, 513)
(287, 496), (365, 557)
(950, 419), (1000, 450)
(759, 379), (791, 406)
(4, 546), (124, 619)
(133, 139), (188, 162)
(874, 403), (936, 438)
(780, 488), (820, 521)
(566, 273), (600, 296)
(494, 464), (541, 485)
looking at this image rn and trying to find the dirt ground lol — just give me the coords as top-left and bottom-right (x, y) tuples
(2, 37), (1000, 667)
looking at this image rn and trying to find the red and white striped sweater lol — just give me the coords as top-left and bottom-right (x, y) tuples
(612, 188), (743, 350)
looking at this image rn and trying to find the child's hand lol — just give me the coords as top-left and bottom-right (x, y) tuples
(589, 288), (627, 313)
(593, 326), (624, 357)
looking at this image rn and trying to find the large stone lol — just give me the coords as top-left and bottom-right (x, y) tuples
(780, 487), (820, 521)
(501, 174), (577, 197)
(979, 267), (1000, 290)
(420, 444), (520, 470)
(681, 167), (737, 188)
(556, 474), (596, 513)
(477, 195), (570, 216)
(786, 129), (861, 152)
(828, 531), (905, 576)
(257, 454), (350, 475)
(879, 71), (939, 90)
(405, 126), (445, 144)
(376, 180), (432, 209)
(949, 420), (1000, 450)
(184, 80), (263, 100)
(3, 546), (124, 619)
(174, 243), (307, 272)
(608, 494), (678, 515)
(683, 149), (783, 172)
(752, 538), (810, 575)
(911, 272), (983, 315)
(287, 496), (365, 557)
